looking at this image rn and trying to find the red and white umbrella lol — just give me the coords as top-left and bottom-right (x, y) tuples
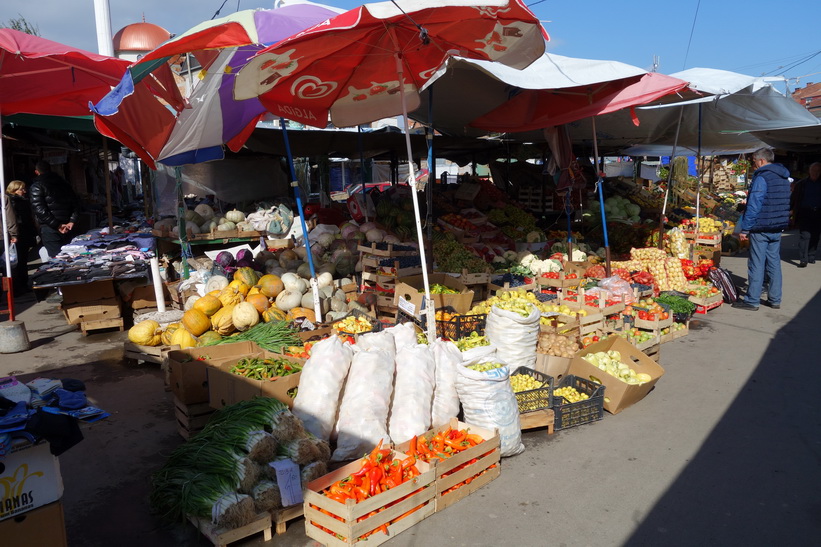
(234, 0), (547, 338)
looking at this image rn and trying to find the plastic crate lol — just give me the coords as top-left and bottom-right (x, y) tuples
(552, 375), (605, 430)
(511, 366), (554, 413)
(435, 309), (487, 340)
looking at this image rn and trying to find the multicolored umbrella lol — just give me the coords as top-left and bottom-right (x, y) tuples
(0, 29), (129, 319)
(234, 0), (547, 338)
(91, 2), (343, 169)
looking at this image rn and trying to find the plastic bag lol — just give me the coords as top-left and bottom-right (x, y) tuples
(456, 355), (524, 457)
(385, 322), (417, 350)
(431, 340), (462, 427)
(332, 344), (396, 461)
(1, 242), (18, 270)
(460, 344), (497, 364)
(598, 275), (635, 305)
(356, 329), (396, 355)
(484, 304), (540, 371)
(388, 344), (435, 443)
(292, 336), (353, 441)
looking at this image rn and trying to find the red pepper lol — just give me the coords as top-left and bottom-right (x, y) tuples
(408, 435), (418, 457)
(351, 460), (373, 479)
(368, 466), (383, 496)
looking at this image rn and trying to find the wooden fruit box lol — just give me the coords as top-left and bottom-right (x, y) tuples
(537, 273), (582, 289)
(488, 282), (538, 295)
(672, 323), (689, 339)
(123, 342), (180, 365)
(695, 232), (722, 246)
(443, 270), (492, 286)
(80, 317), (124, 336)
(519, 408), (555, 435)
(174, 395), (215, 440)
(188, 512), (271, 547)
(303, 451), (435, 547)
(394, 418), (501, 513)
(357, 243), (418, 258)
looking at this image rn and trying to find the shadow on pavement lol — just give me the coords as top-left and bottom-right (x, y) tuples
(625, 287), (821, 546)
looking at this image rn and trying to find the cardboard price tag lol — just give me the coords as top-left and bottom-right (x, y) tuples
(397, 297), (416, 317)
(269, 459), (303, 507)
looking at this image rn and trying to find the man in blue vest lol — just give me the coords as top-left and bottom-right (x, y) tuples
(733, 148), (791, 311)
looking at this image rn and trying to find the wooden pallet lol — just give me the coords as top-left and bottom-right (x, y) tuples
(80, 316), (124, 336)
(123, 342), (179, 365)
(271, 504), (304, 535)
(519, 409), (555, 434)
(188, 512), (272, 547)
(174, 396), (215, 440)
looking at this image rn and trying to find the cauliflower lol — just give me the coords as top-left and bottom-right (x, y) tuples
(526, 230), (545, 243)
(571, 249), (587, 262)
(529, 258), (562, 275)
(503, 250), (518, 262)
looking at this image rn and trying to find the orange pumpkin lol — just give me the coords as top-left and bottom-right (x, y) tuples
(287, 306), (316, 324)
(182, 308), (211, 336)
(227, 279), (251, 297)
(245, 293), (271, 314)
(257, 274), (284, 298)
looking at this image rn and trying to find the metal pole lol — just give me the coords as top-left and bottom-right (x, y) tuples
(358, 126), (368, 222)
(0, 116), (16, 320)
(660, 106), (685, 249)
(103, 138), (113, 231)
(175, 167), (190, 280)
(281, 118), (322, 323)
(591, 118), (611, 276)
(426, 87), (435, 239)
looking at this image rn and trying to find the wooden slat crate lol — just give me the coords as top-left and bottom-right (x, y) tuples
(80, 317), (124, 336)
(271, 504), (304, 535)
(187, 512), (271, 547)
(174, 395), (215, 440)
(519, 408), (555, 435)
(123, 342), (180, 365)
(304, 452), (435, 546)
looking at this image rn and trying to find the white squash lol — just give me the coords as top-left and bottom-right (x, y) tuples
(184, 209), (204, 226)
(194, 203), (215, 221)
(232, 302), (260, 331)
(225, 209), (246, 223)
(205, 275), (230, 293)
(275, 289), (302, 311)
(184, 295), (200, 311)
(217, 221), (236, 232)
(292, 277), (308, 294)
(280, 272), (300, 291)
(317, 272), (334, 289)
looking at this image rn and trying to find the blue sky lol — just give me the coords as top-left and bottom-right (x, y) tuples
(3, 0), (820, 91)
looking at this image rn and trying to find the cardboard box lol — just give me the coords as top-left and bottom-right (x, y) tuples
(534, 353), (572, 382)
(129, 283), (172, 310)
(0, 500), (67, 546)
(59, 279), (116, 304)
(60, 297), (121, 325)
(568, 336), (665, 414)
(207, 359), (302, 409)
(0, 441), (63, 521)
(394, 273), (473, 320)
(166, 341), (262, 404)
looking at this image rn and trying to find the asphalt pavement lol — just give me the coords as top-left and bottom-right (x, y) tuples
(3, 232), (820, 547)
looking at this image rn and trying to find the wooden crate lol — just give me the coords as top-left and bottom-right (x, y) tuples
(357, 243), (417, 257)
(174, 396), (215, 440)
(519, 408), (555, 435)
(123, 342), (179, 365)
(80, 317), (124, 336)
(393, 418), (501, 513)
(187, 512), (271, 547)
(304, 452), (435, 546)
(271, 504), (304, 535)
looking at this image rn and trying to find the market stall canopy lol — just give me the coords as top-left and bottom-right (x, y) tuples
(0, 28), (129, 116)
(565, 68), (821, 156)
(233, 0), (548, 129)
(751, 125), (821, 152)
(410, 53), (687, 137)
(91, 3), (344, 169)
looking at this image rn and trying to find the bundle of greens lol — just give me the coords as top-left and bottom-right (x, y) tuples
(200, 320), (301, 353)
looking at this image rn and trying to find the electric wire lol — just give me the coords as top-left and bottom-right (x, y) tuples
(682, 0), (701, 70)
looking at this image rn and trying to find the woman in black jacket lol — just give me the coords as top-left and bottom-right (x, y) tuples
(6, 180), (38, 293)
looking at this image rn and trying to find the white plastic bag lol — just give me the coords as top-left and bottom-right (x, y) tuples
(332, 342), (396, 461)
(356, 329), (396, 355)
(460, 343), (497, 364)
(1, 242), (17, 269)
(292, 336), (353, 441)
(385, 322), (418, 350)
(485, 304), (540, 371)
(431, 340), (462, 427)
(456, 355), (524, 457)
(389, 344), (435, 443)
(598, 276), (635, 305)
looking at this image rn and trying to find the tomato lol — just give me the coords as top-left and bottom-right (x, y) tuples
(661, 312), (669, 320)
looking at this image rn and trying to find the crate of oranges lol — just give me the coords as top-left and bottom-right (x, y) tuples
(434, 307), (487, 340)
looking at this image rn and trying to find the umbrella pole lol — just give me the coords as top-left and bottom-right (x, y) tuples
(0, 118), (16, 321)
(660, 106), (685, 249)
(358, 126), (368, 222)
(175, 167), (190, 280)
(591, 118), (610, 276)
(426, 87), (435, 240)
(395, 53), (436, 341)
(694, 103), (703, 238)
(103, 137), (113, 231)
(281, 118), (322, 324)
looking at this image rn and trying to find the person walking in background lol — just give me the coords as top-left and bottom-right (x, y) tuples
(2, 193), (18, 300)
(733, 148), (791, 311)
(791, 162), (821, 267)
(29, 160), (81, 258)
(6, 180), (38, 293)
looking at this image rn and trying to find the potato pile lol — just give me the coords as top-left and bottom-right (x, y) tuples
(537, 333), (580, 357)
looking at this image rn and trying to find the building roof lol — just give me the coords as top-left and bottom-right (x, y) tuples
(113, 22), (171, 52)
(792, 82), (821, 113)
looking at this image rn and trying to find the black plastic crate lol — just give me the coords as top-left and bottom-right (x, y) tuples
(435, 307), (487, 340)
(552, 375), (605, 430)
(511, 366), (554, 413)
